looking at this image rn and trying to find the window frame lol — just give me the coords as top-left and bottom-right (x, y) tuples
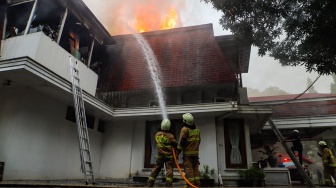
(224, 119), (247, 168)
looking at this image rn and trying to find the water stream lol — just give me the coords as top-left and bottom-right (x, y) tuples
(131, 32), (168, 120)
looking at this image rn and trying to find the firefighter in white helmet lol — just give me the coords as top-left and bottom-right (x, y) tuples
(285, 130), (303, 165)
(148, 119), (177, 187)
(318, 141), (336, 187)
(177, 113), (201, 187)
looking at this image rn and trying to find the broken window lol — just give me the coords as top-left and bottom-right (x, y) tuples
(5, 1), (34, 38)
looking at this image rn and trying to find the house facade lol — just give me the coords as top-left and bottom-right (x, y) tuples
(0, 0), (272, 185)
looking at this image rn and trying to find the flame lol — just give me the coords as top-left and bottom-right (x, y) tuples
(161, 9), (178, 30)
(134, 7), (179, 33)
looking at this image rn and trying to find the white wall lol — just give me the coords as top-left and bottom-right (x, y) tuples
(0, 88), (103, 180)
(99, 120), (143, 178)
(197, 117), (218, 172)
(0, 33), (98, 95)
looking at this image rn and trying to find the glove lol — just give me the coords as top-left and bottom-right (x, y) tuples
(317, 152), (322, 157)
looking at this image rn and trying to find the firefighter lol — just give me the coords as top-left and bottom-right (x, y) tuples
(177, 113), (201, 187)
(147, 119), (177, 187)
(318, 141), (336, 187)
(285, 130), (303, 165)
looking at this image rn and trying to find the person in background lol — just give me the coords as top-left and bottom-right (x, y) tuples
(177, 113), (201, 187)
(285, 130), (303, 165)
(147, 119), (177, 187)
(317, 141), (336, 187)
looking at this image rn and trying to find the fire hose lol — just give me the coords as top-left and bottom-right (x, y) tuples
(172, 147), (198, 188)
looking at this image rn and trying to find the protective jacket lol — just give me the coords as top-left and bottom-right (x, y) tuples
(322, 147), (336, 167)
(177, 124), (201, 156)
(155, 130), (177, 157)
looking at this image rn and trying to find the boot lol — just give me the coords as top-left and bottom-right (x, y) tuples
(166, 180), (173, 187)
(147, 180), (154, 187)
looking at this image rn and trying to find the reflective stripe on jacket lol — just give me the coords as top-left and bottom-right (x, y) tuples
(155, 131), (177, 156)
(178, 126), (201, 156)
(322, 148), (336, 167)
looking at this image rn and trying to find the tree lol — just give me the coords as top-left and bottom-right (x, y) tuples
(202, 0), (336, 75)
(306, 78), (317, 93)
(331, 74), (336, 94)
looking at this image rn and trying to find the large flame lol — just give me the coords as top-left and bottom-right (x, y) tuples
(135, 7), (180, 33)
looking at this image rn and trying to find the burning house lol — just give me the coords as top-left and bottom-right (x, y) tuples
(0, 0), (273, 186)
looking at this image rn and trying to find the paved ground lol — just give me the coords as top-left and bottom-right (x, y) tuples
(0, 179), (328, 188)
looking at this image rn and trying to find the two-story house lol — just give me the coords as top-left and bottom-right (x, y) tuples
(0, 0), (272, 186)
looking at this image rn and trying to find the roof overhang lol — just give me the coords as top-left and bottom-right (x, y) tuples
(215, 35), (251, 73)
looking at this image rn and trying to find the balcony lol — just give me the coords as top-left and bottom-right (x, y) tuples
(0, 32), (98, 95)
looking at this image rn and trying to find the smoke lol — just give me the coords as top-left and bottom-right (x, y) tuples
(82, 0), (185, 35)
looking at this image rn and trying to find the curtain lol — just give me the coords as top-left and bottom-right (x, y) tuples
(229, 123), (242, 164)
(150, 124), (160, 164)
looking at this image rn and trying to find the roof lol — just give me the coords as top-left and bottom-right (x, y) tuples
(249, 93), (336, 117)
(98, 24), (238, 92)
(249, 93), (336, 103)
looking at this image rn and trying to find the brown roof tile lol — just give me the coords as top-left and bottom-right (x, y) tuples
(98, 24), (236, 92)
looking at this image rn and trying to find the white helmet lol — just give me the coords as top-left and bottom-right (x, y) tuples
(161, 119), (171, 131)
(318, 141), (327, 147)
(183, 113), (194, 125)
(293, 130), (299, 133)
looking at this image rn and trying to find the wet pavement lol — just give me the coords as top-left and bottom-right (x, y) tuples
(0, 179), (328, 188)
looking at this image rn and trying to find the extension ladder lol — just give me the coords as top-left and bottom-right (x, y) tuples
(268, 118), (314, 187)
(69, 57), (95, 185)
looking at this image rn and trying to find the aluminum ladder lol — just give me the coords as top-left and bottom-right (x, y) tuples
(69, 57), (95, 185)
(268, 118), (314, 187)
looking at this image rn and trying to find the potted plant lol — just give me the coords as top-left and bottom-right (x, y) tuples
(238, 165), (266, 187)
(200, 165), (215, 187)
(259, 145), (278, 168)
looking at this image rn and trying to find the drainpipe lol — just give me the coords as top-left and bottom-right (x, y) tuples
(24, 0), (38, 35)
(87, 39), (95, 67)
(2, 9), (6, 40)
(57, 8), (68, 44)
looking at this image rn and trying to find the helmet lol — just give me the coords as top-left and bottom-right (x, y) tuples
(183, 113), (194, 125)
(293, 130), (299, 133)
(161, 119), (171, 131)
(318, 141), (327, 147)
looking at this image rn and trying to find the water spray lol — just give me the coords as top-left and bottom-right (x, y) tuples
(131, 31), (168, 120)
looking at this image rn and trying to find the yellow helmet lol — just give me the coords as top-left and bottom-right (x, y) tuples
(161, 119), (171, 131)
(318, 141), (327, 147)
(183, 113), (194, 125)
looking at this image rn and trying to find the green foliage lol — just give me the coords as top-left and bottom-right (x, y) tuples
(238, 165), (266, 181)
(200, 165), (215, 179)
(202, 0), (336, 75)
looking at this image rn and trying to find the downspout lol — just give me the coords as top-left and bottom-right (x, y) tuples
(1, 6), (6, 40)
(87, 39), (95, 67)
(57, 8), (68, 44)
(24, 0), (38, 35)
(129, 122), (135, 177)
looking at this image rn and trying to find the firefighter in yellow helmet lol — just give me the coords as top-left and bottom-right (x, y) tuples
(147, 119), (177, 187)
(177, 113), (201, 187)
(318, 141), (336, 187)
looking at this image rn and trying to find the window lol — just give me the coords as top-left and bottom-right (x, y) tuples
(224, 119), (247, 168)
(144, 120), (183, 168)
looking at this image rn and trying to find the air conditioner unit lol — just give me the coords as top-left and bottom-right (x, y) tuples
(149, 100), (159, 107)
(213, 97), (231, 103)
